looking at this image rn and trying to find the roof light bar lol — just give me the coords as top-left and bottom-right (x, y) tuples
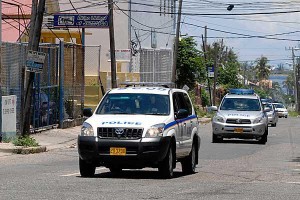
(229, 89), (255, 95)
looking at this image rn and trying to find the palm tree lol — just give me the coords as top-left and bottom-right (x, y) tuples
(255, 56), (271, 81)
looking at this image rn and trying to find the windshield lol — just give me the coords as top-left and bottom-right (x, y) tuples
(96, 93), (170, 115)
(274, 103), (285, 109)
(220, 98), (261, 111)
(264, 103), (274, 111)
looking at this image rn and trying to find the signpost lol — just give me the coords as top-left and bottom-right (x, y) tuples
(53, 13), (109, 28)
(26, 50), (46, 72)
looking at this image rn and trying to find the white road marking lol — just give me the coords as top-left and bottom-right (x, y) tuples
(286, 182), (300, 185)
(61, 167), (107, 177)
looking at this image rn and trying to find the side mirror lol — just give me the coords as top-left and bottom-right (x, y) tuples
(83, 108), (93, 117)
(177, 109), (189, 119)
(208, 106), (218, 112)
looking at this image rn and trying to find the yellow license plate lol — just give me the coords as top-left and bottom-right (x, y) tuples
(110, 147), (126, 156)
(234, 128), (243, 133)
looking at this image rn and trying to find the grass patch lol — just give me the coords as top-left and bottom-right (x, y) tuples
(288, 111), (299, 117)
(13, 136), (39, 147)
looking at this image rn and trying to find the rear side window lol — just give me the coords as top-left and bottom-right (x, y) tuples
(173, 92), (193, 116)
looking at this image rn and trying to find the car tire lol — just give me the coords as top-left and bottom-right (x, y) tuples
(258, 130), (268, 145)
(79, 158), (96, 177)
(181, 143), (196, 175)
(212, 133), (222, 143)
(158, 146), (174, 179)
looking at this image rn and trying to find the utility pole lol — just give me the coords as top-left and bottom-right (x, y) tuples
(0, 0), (2, 141)
(22, 0), (46, 135)
(108, 0), (117, 88)
(202, 32), (212, 106)
(171, 0), (183, 86)
(213, 39), (223, 106)
(290, 47), (300, 113)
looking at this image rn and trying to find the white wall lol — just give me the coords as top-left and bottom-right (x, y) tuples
(58, 0), (129, 74)
(58, 0), (175, 74)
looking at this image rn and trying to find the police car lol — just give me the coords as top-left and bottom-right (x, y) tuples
(210, 89), (268, 144)
(78, 84), (201, 178)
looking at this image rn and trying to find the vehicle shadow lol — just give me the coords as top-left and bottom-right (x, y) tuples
(219, 139), (261, 145)
(84, 170), (197, 179)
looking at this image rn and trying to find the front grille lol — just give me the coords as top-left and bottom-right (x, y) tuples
(226, 119), (251, 124)
(97, 127), (143, 139)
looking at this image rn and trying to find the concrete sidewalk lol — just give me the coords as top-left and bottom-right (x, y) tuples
(0, 117), (211, 157)
(0, 126), (80, 157)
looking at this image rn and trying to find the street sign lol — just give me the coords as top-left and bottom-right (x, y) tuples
(108, 49), (131, 62)
(53, 13), (109, 28)
(26, 50), (46, 72)
(207, 66), (214, 78)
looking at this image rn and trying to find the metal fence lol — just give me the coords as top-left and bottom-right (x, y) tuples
(0, 42), (85, 133)
(139, 48), (173, 82)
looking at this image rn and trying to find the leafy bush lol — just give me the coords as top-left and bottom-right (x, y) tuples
(13, 136), (39, 147)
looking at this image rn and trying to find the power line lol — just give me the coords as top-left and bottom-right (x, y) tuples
(117, 8), (300, 16)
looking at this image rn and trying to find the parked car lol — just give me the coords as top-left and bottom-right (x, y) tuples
(263, 103), (278, 127)
(78, 84), (201, 178)
(272, 103), (288, 118)
(210, 89), (268, 144)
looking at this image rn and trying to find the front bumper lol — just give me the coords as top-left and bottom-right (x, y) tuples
(212, 121), (267, 139)
(78, 136), (171, 168)
(277, 111), (288, 117)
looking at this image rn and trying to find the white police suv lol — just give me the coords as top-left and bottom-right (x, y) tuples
(211, 89), (268, 144)
(78, 85), (201, 178)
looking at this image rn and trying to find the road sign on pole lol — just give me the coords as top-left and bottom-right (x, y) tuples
(26, 50), (46, 72)
(208, 66), (214, 78)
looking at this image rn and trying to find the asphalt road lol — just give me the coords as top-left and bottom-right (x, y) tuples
(0, 118), (299, 200)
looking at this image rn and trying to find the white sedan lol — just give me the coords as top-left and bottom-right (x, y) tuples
(272, 103), (288, 118)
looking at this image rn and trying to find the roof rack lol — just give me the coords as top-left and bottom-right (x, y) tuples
(229, 89), (255, 95)
(119, 82), (175, 88)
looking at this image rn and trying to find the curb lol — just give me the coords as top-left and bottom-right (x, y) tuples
(13, 146), (47, 154)
(0, 144), (47, 155)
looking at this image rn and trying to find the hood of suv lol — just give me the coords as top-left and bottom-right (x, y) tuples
(218, 110), (262, 119)
(86, 114), (171, 130)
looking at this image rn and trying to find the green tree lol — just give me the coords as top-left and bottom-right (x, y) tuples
(217, 48), (242, 89)
(283, 73), (294, 95)
(176, 37), (205, 89)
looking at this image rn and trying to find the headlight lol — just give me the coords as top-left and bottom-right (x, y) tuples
(253, 116), (264, 124)
(81, 122), (94, 136)
(145, 123), (165, 137)
(213, 115), (225, 123)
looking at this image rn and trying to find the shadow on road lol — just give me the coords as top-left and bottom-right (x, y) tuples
(216, 139), (262, 145)
(80, 170), (198, 179)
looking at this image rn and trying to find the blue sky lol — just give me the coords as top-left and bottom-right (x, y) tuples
(180, 0), (300, 69)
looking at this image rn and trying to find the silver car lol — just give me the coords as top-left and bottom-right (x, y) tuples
(211, 89), (268, 144)
(263, 103), (278, 127)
